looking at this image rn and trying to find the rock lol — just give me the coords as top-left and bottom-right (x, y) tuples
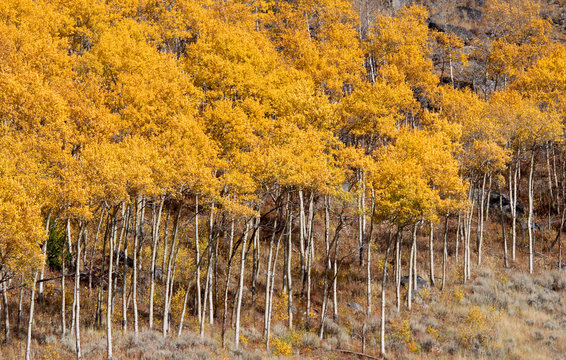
(154, 267), (163, 282)
(113, 250), (134, 267)
(457, 6), (483, 21)
(347, 301), (364, 314)
(487, 191), (525, 216)
(427, 20), (476, 44)
(400, 275), (430, 298)
(520, 220), (542, 232)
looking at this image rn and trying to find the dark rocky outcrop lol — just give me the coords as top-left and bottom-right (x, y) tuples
(400, 275), (430, 297)
(487, 191), (525, 217)
(457, 6), (483, 21)
(428, 19), (477, 44)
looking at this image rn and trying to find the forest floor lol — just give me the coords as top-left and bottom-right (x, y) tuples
(1, 220), (566, 360)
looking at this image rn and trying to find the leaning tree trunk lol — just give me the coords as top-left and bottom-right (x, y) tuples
(25, 272), (38, 360)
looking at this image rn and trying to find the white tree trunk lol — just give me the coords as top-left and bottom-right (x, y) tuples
(149, 196), (164, 329)
(528, 151), (536, 274)
(25, 272), (38, 360)
(234, 220), (251, 349)
(106, 214), (116, 360)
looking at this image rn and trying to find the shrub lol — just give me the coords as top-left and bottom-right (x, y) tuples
(509, 273), (535, 293)
(271, 336), (292, 356)
(301, 332), (320, 348)
(322, 337), (338, 350)
(241, 327), (262, 342)
(272, 322), (288, 338)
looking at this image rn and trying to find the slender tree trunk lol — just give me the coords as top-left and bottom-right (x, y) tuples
(299, 190), (306, 292)
(395, 231), (401, 312)
(380, 230), (394, 356)
(200, 250), (210, 338)
(478, 173), (487, 266)
(96, 216), (110, 326)
(106, 212), (117, 360)
(222, 219), (235, 347)
(332, 211), (342, 321)
(207, 202), (215, 327)
(234, 220), (251, 349)
(286, 198), (294, 330)
(75, 224), (83, 360)
(121, 206), (131, 332)
(408, 223), (417, 309)
(528, 150), (536, 274)
(359, 171), (367, 266)
(511, 150), (520, 261)
(62, 219), (70, 337)
(266, 213), (284, 352)
(25, 272), (37, 360)
(71, 223), (86, 335)
(2, 278), (9, 343)
(305, 192), (314, 329)
(38, 213), (52, 302)
(365, 189), (375, 325)
(17, 275), (23, 335)
(90, 208), (105, 297)
(149, 196), (164, 330)
(195, 196), (202, 326)
(320, 196), (331, 340)
(499, 186), (509, 268)
(456, 214), (461, 263)
(441, 216), (449, 291)
(263, 211), (276, 339)
(164, 203), (182, 337)
(251, 215), (259, 325)
(429, 220), (435, 286)
(132, 195), (142, 335)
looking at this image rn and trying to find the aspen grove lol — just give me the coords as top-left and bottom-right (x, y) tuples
(1, 0), (566, 359)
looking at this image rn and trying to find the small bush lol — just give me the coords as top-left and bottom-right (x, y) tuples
(323, 337), (338, 350)
(241, 327), (262, 342)
(272, 322), (288, 338)
(509, 273), (535, 293)
(301, 332), (320, 348)
(421, 335), (440, 353)
(270, 336), (292, 356)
